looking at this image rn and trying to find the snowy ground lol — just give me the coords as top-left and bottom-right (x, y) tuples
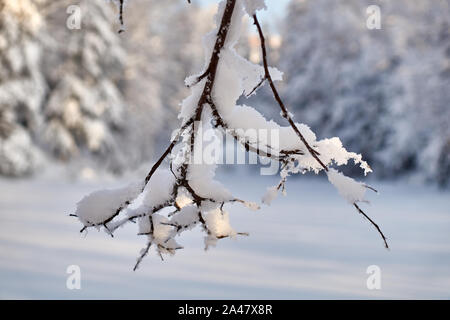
(0, 168), (449, 299)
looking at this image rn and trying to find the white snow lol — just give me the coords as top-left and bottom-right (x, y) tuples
(327, 168), (366, 204)
(141, 169), (175, 208)
(243, 201), (260, 211)
(1, 172), (450, 299)
(171, 205), (199, 227)
(175, 193), (194, 209)
(242, 0), (267, 16)
(204, 208), (236, 239)
(187, 121), (233, 201)
(75, 181), (142, 225)
(262, 186), (278, 205)
(151, 214), (174, 244)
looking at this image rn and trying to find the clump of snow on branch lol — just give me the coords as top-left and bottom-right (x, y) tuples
(327, 169), (366, 204)
(262, 186), (278, 205)
(142, 170), (175, 207)
(76, 181), (142, 226)
(205, 209), (236, 239)
(242, 0), (267, 15)
(73, 0), (385, 269)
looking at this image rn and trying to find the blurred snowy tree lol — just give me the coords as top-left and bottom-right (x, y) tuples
(121, 0), (215, 157)
(0, 0), (47, 176)
(280, 0), (450, 185)
(280, 0), (398, 176)
(0, 0), (130, 175)
(0, 0), (215, 176)
(383, 0), (450, 186)
(42, 0), (129, 173)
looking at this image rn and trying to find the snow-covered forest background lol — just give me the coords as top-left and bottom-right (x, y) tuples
(1, 0), (449, 299)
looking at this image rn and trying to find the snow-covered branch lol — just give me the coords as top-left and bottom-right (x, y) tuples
(73, 0), (388, 270)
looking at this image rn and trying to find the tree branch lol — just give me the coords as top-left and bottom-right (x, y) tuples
(252, 15), (327, 171)
(75, 1), (389, 268)
(252, 13), (388, 249)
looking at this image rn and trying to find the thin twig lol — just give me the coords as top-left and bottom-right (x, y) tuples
(133, 241), (152, 271)
(246, 75), (266, 97)
(144, 117), (194, 186)
(354, 203), (389, 249)
(118, 0), (125, 33)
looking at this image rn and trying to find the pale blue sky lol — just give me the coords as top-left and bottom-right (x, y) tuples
(197, 0), (290, 31)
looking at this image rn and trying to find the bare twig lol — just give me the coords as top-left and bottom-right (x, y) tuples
(246, 75), (266, 97)
(354, 203), (389, 249)
(118, 0), (125, 33)
(134, 241), (152, 271)
(144, 117), (194, 186)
